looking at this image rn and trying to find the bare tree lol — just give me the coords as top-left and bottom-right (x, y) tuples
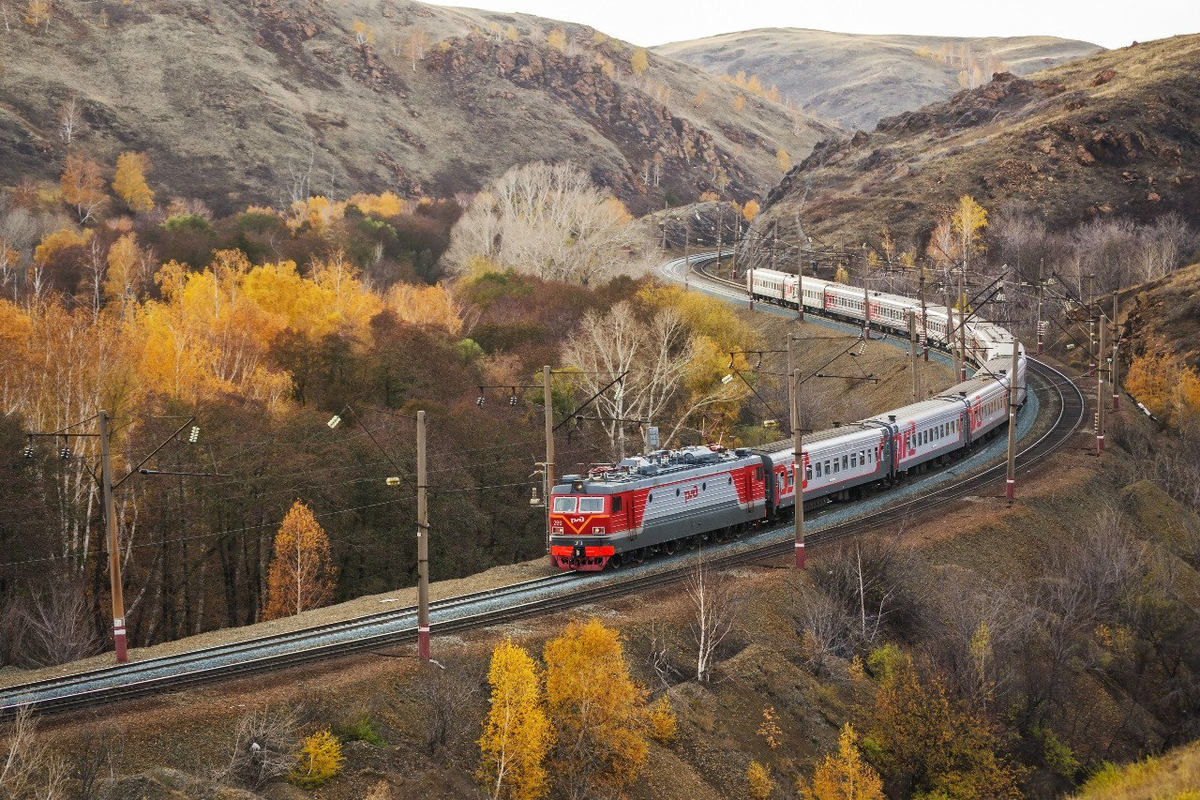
(215, 705), (301, 790)
(686, 551), (740, 684)
(811, 533), (921, 647)
(413, 661), (481, 755)
(0, 706), (69, 800)
(6, 582), (102, 667)
(58, 97), (80, 146)
(798, 587), (854, 678)
(446, 162), (655, 286)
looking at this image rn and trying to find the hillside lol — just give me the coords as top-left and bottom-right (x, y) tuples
(1120, 261), (1200, 373)
(653, 28), (1102, 129)
(753, 34), (1200, 248)
(0, 0), (836, 215)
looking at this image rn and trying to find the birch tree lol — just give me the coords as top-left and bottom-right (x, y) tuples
(477, 639), (551, 800)
(687, 552), (739, 683)
(263, 500), (337, 619)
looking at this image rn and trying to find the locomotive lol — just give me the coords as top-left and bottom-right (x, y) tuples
(549, 269), (1026, 571)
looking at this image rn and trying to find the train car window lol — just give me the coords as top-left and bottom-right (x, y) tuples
(806, 465), (812, 481)
(580, 497), (604, 513)
(612, 496), (622, 512)
(676, 488), (681, 497)
(728, 476), (732, 485)
(850, 453), (857, 468)
(701, 482), (707, 491)
(648, 493), (653, 503)
(553, 497), (576, 513)
(842, 455), (848, 470)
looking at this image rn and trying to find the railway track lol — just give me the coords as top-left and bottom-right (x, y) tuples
(1, 255), (1085, 717)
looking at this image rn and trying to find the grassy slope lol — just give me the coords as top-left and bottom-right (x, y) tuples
(0, 0), (835, 215)
(653, 28), (1102, 129)
(755, 34), (1200, 247)
(1072, 739), (1200, 799)
(1119, 261), (1200, 372)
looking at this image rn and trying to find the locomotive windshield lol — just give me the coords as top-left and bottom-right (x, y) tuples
(578, 497), (604, 513)
(552, 496), (576, 513)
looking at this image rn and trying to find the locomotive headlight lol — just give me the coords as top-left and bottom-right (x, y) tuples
(592, 526), (606, 534)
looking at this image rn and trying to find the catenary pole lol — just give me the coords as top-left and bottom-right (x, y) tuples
(793, 369), (805, 569)
(99, 410), (128, 663)
(909, 314), (920, 402)
(1005, 345), (1019, 502)
(1111, 292), (1120, 411)
(1097, 320), (1107, 455)
(416, 409), (430, 661)
(957, 265), (968, 380)
(543, 365), (555, 557)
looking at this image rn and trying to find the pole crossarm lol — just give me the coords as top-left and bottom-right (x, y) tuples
(115, 416), (196, 488)
(553, 371), (629, 433)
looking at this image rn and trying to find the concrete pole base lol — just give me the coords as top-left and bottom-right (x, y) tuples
(794, 541), (806, 569)
(1006, 478), (1015, 501)
(418, 626), (430, 661)
(114, 626), (128, 663)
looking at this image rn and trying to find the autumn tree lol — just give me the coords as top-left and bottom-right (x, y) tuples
(631, 47), (648, 84)
(800, 723), (884, 800)
(745, 74), (764, 96)
(544, 618), (650, 799)
(546, 28), (566, 52)
(103, 232), (144, 311)
(776, 146), (792, 174)
(351, 18), (374, 45)
(60, 154), (106, 223)
(1125, 352), (1200, 429)
(742, 199), (759, 222)
(404, 27), (429, 71)
(263, 500), (338, 620)
(478, 639), (552, 800)
(733, 93), (746, 114)
(23, 0), (49, 30)
(0, 705), (67, 799)
(746, 761), (773, 800)
(952, 194), (988, 272)
(868, 650), (1022, 798)
(112, 151), (155, 212)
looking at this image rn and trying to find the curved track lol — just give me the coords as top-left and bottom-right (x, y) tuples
(1, 255), (1085, 716)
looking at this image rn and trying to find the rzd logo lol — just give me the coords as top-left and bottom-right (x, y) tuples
(683, 486), (699, 501)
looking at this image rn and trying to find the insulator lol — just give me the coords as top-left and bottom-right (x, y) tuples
(509, 395), (518, 407)
(476, 396), (485, 407)
(189, 425), (200, 443)
(59, 447), (71, 460)
(23, 446), (35, 459)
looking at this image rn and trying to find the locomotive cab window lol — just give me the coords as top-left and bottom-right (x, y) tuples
(754, 467), (764, 481)
(611, 496), (622, 513)
(579, 497), (604, 513)
(553, 497), (576, 513)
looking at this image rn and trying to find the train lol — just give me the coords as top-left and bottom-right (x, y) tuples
(548, 268), (1026, 571)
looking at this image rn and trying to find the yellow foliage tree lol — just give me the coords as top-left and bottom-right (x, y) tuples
(349, 191), (405, 218)
(478, 639), (552, 800)
(692, 89), (709, 109)
(33, 227), (92, 267)
(747, 761), (774, 800)
(112, 152), (155, 212)
(546, 28), (567, 52)
(1125, 352), (1200, 428)
(776, 147), (792, 174)
(60, 154), (106, 223)
(386, 282), (464, 335)
(103, 233), (142, 309)
(733, 93), (747, 114)
(351, 18), (375, 45)
(287, 195), (345, 233)
(263, 500), (338, 620)
(766, 83), (782, 103)
(544, 619), (650, 798)
(289, 729), (344, 789)
(742, 199), (759, 222)
(647, 696), (677, 744)
(746, 74), (764, 96)
(800, 723), (884, 800)
(631, 47), (649, 80)
(23, 0), (50, 28)
(868, 651), (1022, 798)
(952, 195), (988, 260)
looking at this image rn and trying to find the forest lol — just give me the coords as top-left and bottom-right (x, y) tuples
(0, 156), (759, 663)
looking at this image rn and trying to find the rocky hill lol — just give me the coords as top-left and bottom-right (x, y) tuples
(653, 28), (1102, 130)
(753, 34), (1200, 248)
(0, 0), (836, 215)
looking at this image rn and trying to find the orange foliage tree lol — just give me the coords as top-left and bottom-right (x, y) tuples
(112, 152), (155, 212)
(60, 154), (106, 223)
(544, 618), (650, 798)
(263, 500), (338, 620)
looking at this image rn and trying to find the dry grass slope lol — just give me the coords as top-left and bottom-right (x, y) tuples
(756, 34), (1200, 248)
(0, 0), (836, 214)
(653, 28), (1102, 129)
(1072, 739), (1200, 799)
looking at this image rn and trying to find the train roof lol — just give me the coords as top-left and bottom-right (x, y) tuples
(553, 446), (760, 494)
(754, 423), (881, 459)
(865, 397), (961, 426)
